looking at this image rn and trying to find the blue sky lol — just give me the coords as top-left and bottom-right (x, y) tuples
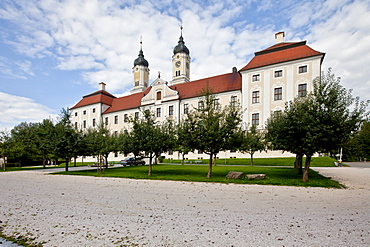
(1, 0), (369, 130)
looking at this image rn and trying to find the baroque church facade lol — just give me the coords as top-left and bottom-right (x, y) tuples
(70, 31), (325, 161)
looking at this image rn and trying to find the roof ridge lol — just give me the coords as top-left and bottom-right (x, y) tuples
(255, 41), (306, 56)
(83, 90), (116, 99)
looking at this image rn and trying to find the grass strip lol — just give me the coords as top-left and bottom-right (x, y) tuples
(163, 156), (337, 167)
(54, 164), (344, 188)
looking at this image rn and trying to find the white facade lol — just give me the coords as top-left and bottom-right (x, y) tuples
(71, 32), (325, 162)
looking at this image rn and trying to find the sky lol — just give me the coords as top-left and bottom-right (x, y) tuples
(0, 0), (369, 131)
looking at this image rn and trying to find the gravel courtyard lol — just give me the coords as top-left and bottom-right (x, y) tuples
(0, 166), (369, 246)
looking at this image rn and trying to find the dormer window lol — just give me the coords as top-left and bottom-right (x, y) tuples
(156, 91), (162, 101)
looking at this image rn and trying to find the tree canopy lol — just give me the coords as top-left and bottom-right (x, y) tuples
(180, 86), (242, 178)
(266, 68), (369, 182)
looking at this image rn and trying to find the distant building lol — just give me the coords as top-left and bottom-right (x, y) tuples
(71, 31), (325, 161)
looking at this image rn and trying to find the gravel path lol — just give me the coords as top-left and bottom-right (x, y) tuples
(0, 168), (369, 247)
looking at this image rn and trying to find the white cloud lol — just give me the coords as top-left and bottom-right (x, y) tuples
(0, 0), (369, 118)
(0, 92), (58, 131)
(0, 56), (34, 79)
(306, 0), (370, 101)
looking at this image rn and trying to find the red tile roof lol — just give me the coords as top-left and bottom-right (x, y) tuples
(70, 90), (116, 109)
(103, 87), (151, 114)
(99, 71), (242, 114)
(240, 41), (325, 71)
(170, 71), (242, 99)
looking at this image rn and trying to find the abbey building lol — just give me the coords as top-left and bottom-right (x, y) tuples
(71, 31), (325, 161)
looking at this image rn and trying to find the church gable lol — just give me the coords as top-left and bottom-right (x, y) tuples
(141, 78), (179, 105)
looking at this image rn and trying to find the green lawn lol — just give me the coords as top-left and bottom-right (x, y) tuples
(163, 156), (337, 167)
(54, 164), (343, 188)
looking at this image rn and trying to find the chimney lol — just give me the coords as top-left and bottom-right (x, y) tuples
(232, 67), (237, 73)
(99, 82), (106, 91)
(275, 31), (285, 43)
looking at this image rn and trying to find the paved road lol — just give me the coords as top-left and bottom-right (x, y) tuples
(345, 161), (370, 168)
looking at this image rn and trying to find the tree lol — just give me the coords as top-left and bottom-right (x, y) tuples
(181, 86), (242, 178)
(343, 121), (370, 161)
(266, 68), (369, 182)
(8, 122), (40, 166)
(129, 109), (176, 176)
(0, 130), (11, 171)
(239, 124), (266, 166)
(175, 120), (195, 165)
(54, 108), (80, 172)
(34, 119), (56, 168)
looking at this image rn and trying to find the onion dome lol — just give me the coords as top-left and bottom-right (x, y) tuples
(173, 34), (190, 55)
(134, 48), (149, 67)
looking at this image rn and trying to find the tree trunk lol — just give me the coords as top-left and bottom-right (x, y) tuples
(148, 153), (153, 177)
(250, 152), (254, 166)
(182, 153), (185, 165)
(207, 153), (213, 178)
(42, 153), (46, 168)
(74, 156), (77, 167)
(65, 158), (69, 172)
(295, 153), (303, 175)
(105, 155), (108, 169)
(302, 155), (311, 182)
(213, 153), (217, 166)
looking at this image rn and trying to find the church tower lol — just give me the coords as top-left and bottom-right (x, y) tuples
(171, 27), (190, 85)
(131, 40), (149, 94)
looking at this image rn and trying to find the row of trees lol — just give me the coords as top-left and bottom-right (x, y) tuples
(1, 69), (368, 181)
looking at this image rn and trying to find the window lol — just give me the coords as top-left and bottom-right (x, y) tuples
(230, 96), (237, 107)
(83, 110), (86, 115)
(184, 103), (189, 114)
(124, 114), (128, 123)
(298, 83), (307, 97)
(176, 70), (180, 76)
(273, 110), (282, 118)
(156, 107), (161, 117)
(252, 74), (260, 82)
(114, 131), (118, 137)
(252, 113), (259, 126)
(105, 117), (108, 126)
(134, 112), (139, 119)
(198, 101), (204, 110)
(156, 91), (162, 101)
(274, 87), (282, 101)
(74, 122), (78, 129)
(74, 112), (77, 117)
(213, 98), (220, 110)
(169, 105), (174, 116)
(298, 65), (307, 74)
(83, 120), (86, 129)
(92, 118), (96, 127)
(92, 108), (96, 113)
(252, 91), (260, 104)
(135, 80), (139, 86)
(114, 115), (118, 124)
(274, 70), (283, 78)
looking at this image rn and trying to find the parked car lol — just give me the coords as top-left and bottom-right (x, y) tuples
(120, 157), (146, 166)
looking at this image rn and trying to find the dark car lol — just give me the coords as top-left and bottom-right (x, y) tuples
(120, 157), (146, 166)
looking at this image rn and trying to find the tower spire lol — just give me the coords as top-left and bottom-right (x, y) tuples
(132, 36), (149, 94)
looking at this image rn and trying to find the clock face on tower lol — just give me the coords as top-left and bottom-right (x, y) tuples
(175, 61), (181, 67)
